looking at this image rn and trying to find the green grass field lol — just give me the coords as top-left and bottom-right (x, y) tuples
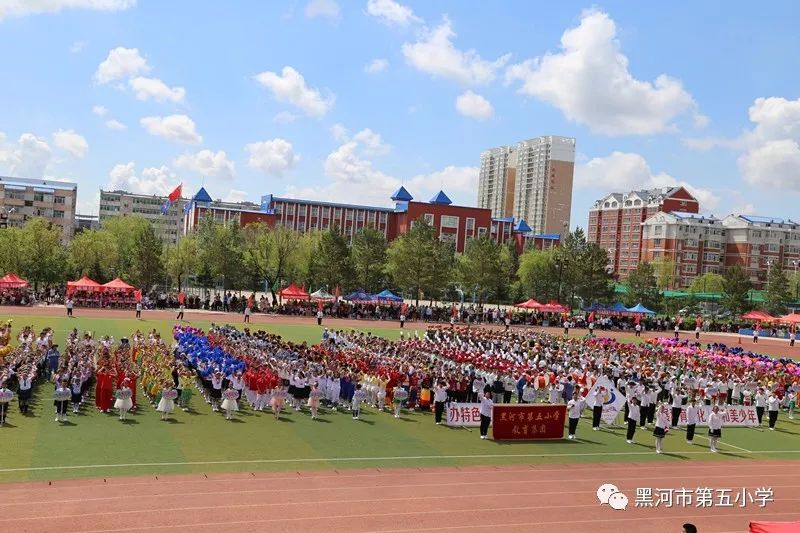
(1, 313), (799, 484)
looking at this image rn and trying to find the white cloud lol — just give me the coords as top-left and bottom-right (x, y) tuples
(455, 90), (493, 120)
(330, 123), (349, 142)
(364, 58), (389, 74)
(140, 114), (202, 144)
(129, 76), (186, 103)
(576, 151), (719, 211)
(738, 140), (800, 192)
(273, 111), (299, 124)
(366, 0), (421, 26)
(245, 139), (299, 176)
(94, 46), (149, 84)
(304, 0), (339, 19)
(92, 105), (108, 117)
(254, 66), (335, 118)
(352, 128), (390, 155)
(407, 165), (479, 205)
(174, 149), (235, 181)
(52, 129), (89, 158)
(105, 119), (127, 130)
(0, 0), (135, 20)
(505, 10), (704, 136)
(402, 17), (510, 85)
(224, 189), (249, 203)
(8, 133), (52, 178)
(69, 41), (86, 53)
(107, 162), (178, 195)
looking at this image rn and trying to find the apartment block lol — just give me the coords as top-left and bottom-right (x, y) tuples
(0, 176), (77, 243)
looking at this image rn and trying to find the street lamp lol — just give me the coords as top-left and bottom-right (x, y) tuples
(765, 258), (774, 293)
(792, 260), (799, 300)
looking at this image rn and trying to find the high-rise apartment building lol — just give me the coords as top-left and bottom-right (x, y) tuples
(588, 186), (699, 278)
(99, 189), (188, 244)
(477, 136), (576, 236)
(0, 176), (77, 243)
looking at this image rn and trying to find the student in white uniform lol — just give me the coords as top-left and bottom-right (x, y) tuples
(767, 393), (780, 430)
(479, 390), (493, 440)
(626, 398), (640, 444)
(567, 391), (585, 440)
(685, 398), (699, 444)
(670, 389), (685, 428)
(754, 389), (767, 425)
(652, 402), (669, 454)
(708, 405), (723, 452)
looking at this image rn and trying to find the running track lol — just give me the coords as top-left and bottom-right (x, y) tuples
(1, 461), (798, 532)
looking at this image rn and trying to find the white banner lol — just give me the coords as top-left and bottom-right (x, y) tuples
(446, 402), (487, 427)
(677, 405), (759, 427)
(585, 376), (627, 424)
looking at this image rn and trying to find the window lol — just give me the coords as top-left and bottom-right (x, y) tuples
(478, 227), (487, 236)
(653, 238), (663, 246)
(334, 208), (342, 219)
(345, 210), (354, 221)
(441, 215), (459, 229)
(311, 206), (319, 216)
(767, 243), (780, 252)
(286, 205), (295, 215)
(465, 217), (475, 232)
(379, 212), (387, 223)
(298, 222), (305, 232)
(356, 211), (365, 222)
(34, 193), (44, 202)
(423, 213), (434, 225)
(322, 207), (330, 217)
(439, 233), (456, 244)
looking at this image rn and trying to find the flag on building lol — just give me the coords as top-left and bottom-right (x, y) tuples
(161, 184), (183, 215)
(585, 375), (627, 424)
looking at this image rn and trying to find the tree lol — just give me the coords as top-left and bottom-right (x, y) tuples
(102, 216), (151, 280)
(163, 235), (198, 292)
(0, 226), (24, 277)
(766, 263), (790, 315)
(457, 236), (503, 303)
(197, 216), (243, 290)
(130, 222), (164, 290)
(386, 218), (445, 305)
(688, 272), (725, 294)
(242, 224), (304, 302)
(575, 243), (615, 306)
(652, 257), (677, 290)
(517, 249), (559, 303)
(351, 228), (388, 293)
(69, 229), (119, 281)
(19, 218), (67, 288)
(311, 227), (354, 292)
(623, 261), (661, 310)
(722, 265), (752, 315)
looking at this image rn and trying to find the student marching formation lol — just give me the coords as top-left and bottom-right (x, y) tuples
(0, 320), (797, 454)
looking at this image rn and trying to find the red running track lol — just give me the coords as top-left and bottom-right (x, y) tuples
(0, 461), (798, 532)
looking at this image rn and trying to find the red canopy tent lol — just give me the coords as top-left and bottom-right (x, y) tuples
(0, 273), (29, 288)
(779, 313), (800, 325)
(279, 283), (310, 301)
(102, 277), (136, 293)
(750, 521), (800, 533)
(66, 275), (103, 296)
(539, 302), (569, 313)
(514, 298), (542, 309)
(741, 310), (778, 322)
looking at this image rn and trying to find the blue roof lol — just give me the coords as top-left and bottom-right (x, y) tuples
(193, 187), (213, 203)
(513, 219), (532, 233)
(429, 190), (452, 205)
(740, 215), (786, 224)
(532, 234), (561, 240)
(391, 186), (413, 202)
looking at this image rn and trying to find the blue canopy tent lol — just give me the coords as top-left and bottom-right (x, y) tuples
(627, 303), (656, 315)
(582, 303), (607, 312)
(344, 289), (374, 303)
(375, 289), (403, 303)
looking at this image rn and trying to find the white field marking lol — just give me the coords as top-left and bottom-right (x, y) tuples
(6, 481), (800, 509)
(3, 449), (800, 473)
(65, 508), (800, 533)
(691, 433), (753, 453)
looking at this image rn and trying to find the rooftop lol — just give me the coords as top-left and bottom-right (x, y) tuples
(1, 176), (77, 190)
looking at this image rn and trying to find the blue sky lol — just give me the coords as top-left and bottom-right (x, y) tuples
(1, 0), (799, 228)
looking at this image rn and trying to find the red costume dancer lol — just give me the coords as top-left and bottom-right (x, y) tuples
(95, 368), (114, 412)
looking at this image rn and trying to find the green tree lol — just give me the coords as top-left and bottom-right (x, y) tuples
(517, 249), (559, 303)
(688, 272), (725, 294)
(130, 222), (164, 289)
(163, 235), (198, 292)
(19, 218), (67, 288)
(197, 216), (243, 289)
(0, 226), (24, 276)
(722, 265), (752, 315)
(427, 238), (455, 303)
(311, 227), (354, 292)
(102, 216), (151, 280)
(765, 263), (790, 315)
(241, 224), (303, 302)
(457, 236), (503, 303)
(575, 243), (615, 306)
(623, 261), (661, 310)
(69, 229), (119, 281)
(386, 218), (446, 305)
(351, 228), (388, 293)
(652, 257), (677, 290)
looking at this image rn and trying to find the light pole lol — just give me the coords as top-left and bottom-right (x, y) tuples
(766, 259), (773, 293)
(792, 260), (799, 301)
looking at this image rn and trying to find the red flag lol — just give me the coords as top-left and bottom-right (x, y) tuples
(317, 300), (323, 311)
(178, 292), (185, 305)
(167, 184), (182, 203)
(134, 290), (142, 303)
(635, 314), (641, 325)
(588, 311), (595, 323)
(401, 303), (408, 314)
(334, 285), (340, 299)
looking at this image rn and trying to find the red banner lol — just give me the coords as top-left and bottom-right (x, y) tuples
(492, 404), (566, 440)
